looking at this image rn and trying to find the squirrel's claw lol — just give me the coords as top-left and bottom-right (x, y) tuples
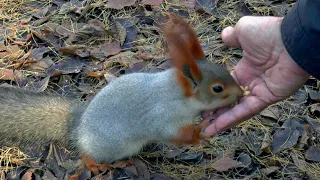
(197, 119), (212, 139)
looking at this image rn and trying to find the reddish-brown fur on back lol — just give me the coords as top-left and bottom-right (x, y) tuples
(163, 13), (205, 96)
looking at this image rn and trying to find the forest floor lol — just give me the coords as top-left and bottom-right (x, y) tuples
(1, 0), (320, 179)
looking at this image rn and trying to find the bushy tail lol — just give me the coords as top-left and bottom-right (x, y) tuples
(0, 86), (86, 147)
(163, 13), (206, 97)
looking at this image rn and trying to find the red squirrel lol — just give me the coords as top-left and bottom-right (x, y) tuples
(0, 13), (245, 177)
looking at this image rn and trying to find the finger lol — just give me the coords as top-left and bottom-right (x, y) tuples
(204, 96), (266, 135)
(201, 107), (231, 120)
(222, 26), (241, 47)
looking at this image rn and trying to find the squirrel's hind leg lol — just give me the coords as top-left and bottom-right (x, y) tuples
(69, 155), (113, 179)
(82, 154), (113, 175)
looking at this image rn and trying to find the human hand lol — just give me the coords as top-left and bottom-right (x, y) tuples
(204, 16), (310, 135)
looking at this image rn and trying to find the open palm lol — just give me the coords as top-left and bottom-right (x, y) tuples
(205, 16), (310, 135)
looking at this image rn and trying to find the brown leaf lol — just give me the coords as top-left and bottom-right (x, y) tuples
(21, 170), (33, 180)
(0, 45), (24, 59)
(29, 47), (50, 61)
(281, 118), (304, 134)
(105, 0), (137, 9)
(25, 60), (49, 71)
(0, 68), (23, 81)
(59, 46), (89, 57)
(51, 57), (89, 74)
(260, 106), (280, 120)
(89, 42), (122, 60)
(290, 150), (306, 171)
(306, 145), (320, 162)
(124, 165), (138, 177)
(195, 0), (219, 14)
(88, 19), (105, 29)
(20, 48), (33, 60)
(11, 158), (27, 166)
(42, 169), (58, 180)
(107, 51), (135, 64)
(211, 157), (243, 172)
(87, 71), (104, 78)
(111, 160), (131, 168)
(180, 0), (196, 8)
(32, 5), (50, 18)
(260, 166), (280, 175)
(32, 15), (52, 26)
(55, 25), (72, 37)
(25, 76), (50, 92)
(135, 53), (153, 61)
(271, 129), (300, 153)
(244, 130), (263, 155)
(114, 18), (138, 48)
(133, 159), (150, 180)
(141, 0), (163, 6)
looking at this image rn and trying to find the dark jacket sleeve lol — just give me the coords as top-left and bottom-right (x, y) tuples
(281, 0), (320, 79)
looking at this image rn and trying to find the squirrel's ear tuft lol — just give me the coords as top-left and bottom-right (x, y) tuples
(163, 13), (205, 97)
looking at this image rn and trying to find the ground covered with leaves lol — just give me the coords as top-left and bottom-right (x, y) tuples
(1, 0), (320, 179)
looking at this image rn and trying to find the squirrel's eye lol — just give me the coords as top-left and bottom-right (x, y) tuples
(212, 85), (224, 93)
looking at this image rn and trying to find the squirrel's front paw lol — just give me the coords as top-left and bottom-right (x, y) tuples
(196, 119), (212, 142)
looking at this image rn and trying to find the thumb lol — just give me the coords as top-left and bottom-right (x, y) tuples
(222, 26), (240, 47)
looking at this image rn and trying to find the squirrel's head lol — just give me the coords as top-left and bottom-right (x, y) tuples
(163, 13), (243, 110)
(180, 60), (243, 110)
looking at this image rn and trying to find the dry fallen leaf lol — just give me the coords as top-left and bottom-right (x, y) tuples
(260, 166), (280, 176)
(111, 160), (131, 168)
(21, 170), (34, 180)
(195, 0), (219, 14)
(135, 53), (154, 61)
(181, 0), (196, 8)
(0, 68), (23, 81)
(271, 129), (300, 153)
(211, 157), (243, 172)
(306, 145), (320, 162)
(29, 47), (50, 61)
(141, 0), (163, 6)
(0, 45), (24, 59)
(106, 0), (137, 9)
(42, 169), (58, 180)
(89, 42), (122, 60)
(132, 159), (150, 180)
(290, 150), (306, 171)
(281, 119), (304, 134)
(124, 165), (138, 177)
(260, 106), (280, 120)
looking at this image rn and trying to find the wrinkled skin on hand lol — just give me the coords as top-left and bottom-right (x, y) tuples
(204, 16), (310, 135)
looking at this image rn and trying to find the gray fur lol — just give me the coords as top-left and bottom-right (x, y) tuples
(0, 61), (241, 163)
(74, 61), (242, 163)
